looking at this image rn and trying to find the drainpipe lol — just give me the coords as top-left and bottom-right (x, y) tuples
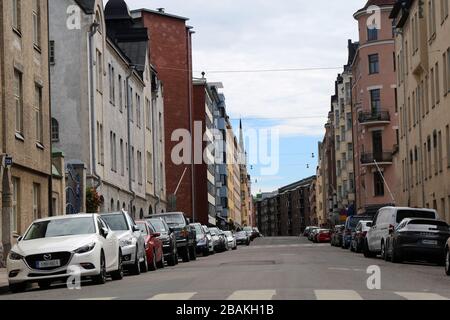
(187, 29), (195, 222)
(88, 22), (102, 190)
(126, 67), (136, 216)
(151, 86), (161, 213)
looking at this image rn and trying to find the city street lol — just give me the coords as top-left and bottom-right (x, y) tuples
(1, 237), (449, 301)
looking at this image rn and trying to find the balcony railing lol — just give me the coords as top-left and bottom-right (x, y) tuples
(361, 151), (394, 165)
(358, 110), (390, 124)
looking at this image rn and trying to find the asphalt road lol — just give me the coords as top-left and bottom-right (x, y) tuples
(1, 237), (450, 300)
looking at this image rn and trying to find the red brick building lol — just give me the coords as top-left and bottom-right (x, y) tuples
(132, 8), (195, 218)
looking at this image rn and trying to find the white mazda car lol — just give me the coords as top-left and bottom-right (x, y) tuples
(7, 214), (123, 293)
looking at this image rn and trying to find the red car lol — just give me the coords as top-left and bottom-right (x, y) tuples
(316, 229), (332, 243)
(136, 220), (165, 271)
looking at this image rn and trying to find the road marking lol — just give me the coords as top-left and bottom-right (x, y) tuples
(227, 290), (276, 300)
(148, 292), (197, 300)
(78, 297), (116, 301)
(394, 292), (449, 300)
(314, 290), (363, 300)
(328, 267), (351, 271)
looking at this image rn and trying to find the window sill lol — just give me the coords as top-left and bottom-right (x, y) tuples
(33, 44), (41, 54)
(15, 132), (24, 142)
(36, 142), (44, 150)
(12, 27), (22, 37)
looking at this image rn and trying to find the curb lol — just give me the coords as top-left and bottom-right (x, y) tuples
(0, 285), (10, 295)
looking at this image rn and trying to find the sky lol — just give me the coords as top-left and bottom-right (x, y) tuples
(127, 0), (364, 194)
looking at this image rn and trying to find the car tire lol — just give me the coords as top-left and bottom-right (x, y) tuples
(182, 247), (190, 263)
(9, 283), (26, 293)
(111, 250), (124, 281)
(149, 250), (157, 271)
(167, 246), (177, 267)
(445, 248), (450, 276)
(93, 252), (107, 285)
(203, 248), (210, 257)
(391, 242), (403, 264)
(189, 245), (197, 261)
(363, 240), (376, 258)
(381, 242), (388, 261)
(157, 254), (165, 269)
(130, 248), (141, 275)
(140, 250), (149, 273)
(38, 280), (52, 290)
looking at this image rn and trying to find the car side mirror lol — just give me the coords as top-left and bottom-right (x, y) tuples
(132, 225), (140, 232)
(17, 236), (23, 242)
(101, 227), (109, 238)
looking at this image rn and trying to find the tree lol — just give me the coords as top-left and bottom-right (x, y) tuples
(86, 188), (102, 213)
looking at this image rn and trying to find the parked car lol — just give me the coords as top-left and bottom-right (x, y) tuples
(152, 212), (196, 262)
(218, 230), (229, 250)
(330, 225), (344, 247)
(243, 226), (255, 241)
(190, 223), (210, 256)
(316, 229), (332, 243)
(304, 226), (319, 238)
(364, 207), (439, 258)
(252, 228), (262, 239)
(224, 231), (237, 250)
(202, 225), (215, 254)
(147, 218), (178, 266)
(136, 220), (165, 271)
(350, 221), (372, 253)
(235, 231), (251, 246)
(308, 228), (320, 242)
(101, 211), (147, 275)
(384, 218), (450, 264)
(7, 214), (123, 293)
(446, 238), (450, 276)
(208, 227), (222, 251)
(342, 215), (372, 249)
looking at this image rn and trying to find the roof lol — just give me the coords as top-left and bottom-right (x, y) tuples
(104, 0), (132, 20)
(130, 8), (189, 21)
(354, 0), (396, 17)
(74, 0), (96, 14)
(390, 0), (414, 26)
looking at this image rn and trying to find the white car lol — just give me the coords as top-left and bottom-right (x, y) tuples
(224, 231), (237, 251)
(364, 207), (439, 258)
(7, 214), (123, 293)
(101, 211), (147, 274)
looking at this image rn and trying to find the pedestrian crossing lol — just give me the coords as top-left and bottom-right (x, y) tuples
(77, 289), (450, 301)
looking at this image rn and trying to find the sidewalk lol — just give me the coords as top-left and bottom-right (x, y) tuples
(0, 268), (8, 293)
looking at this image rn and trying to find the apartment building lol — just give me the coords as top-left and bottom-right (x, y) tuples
(0, 0), (61, 265)
(226, 120), (242, 227)
(391, 0), (450, 223)
(352, 0), (398, 215)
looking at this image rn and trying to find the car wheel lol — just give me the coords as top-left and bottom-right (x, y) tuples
(167, 246), (177, 267)
(111, 250), (124, 281)
(182, 247), (190, 263)
(9, 283), (26, 293)
(363, 240), (376, 258)
(381, 242), (388, 261)
(203, 247), (210, 257)
(391, 242), (403, 264)
(38, 280), (52, 290)
(189, 245), (197, 261)
(140, 250), (149, 273)
(149, 250), (157, 271)
(157, 254), (165, 269)
(130, 248), (141, 275)
(93, 252), (107, 285)
(445, 248), (450, 276)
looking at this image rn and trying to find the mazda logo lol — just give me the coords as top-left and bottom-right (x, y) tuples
(43, 254), (52, 261)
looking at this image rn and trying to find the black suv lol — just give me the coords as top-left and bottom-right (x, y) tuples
(152, 212), (197, 262)
(148, 217), (178, 266)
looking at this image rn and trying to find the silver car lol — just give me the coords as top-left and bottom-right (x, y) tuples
(202, 225), (215, 254)
(101, 211), (147, 275)
(224, 231), (237, 250)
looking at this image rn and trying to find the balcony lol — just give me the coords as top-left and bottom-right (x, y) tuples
(358, 110), (390, 126)
(360, 152), (393, 166)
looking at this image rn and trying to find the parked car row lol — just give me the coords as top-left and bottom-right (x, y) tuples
(327, 206), (450, 277)
(6, 210), (255, 293)
(304, 226), (332, 243)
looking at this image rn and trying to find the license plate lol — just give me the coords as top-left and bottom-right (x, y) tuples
(36, 260), (61, 268)
(422, 240), (438, 245)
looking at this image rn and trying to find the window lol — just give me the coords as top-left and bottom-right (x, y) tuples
(159, 112), (163, 141)
(131, 146), (135, 181)
(434, 131), (438, 175)
(51, 118), (59, 142)
(346, 113), (352, 130)
(447, 48), (450, 93)
(49, 40), (55, 64)
(438, 131), (443, 172)
(109, 64), (115, 104)
(431, 67), (436, 108)
(96, 50), (103, 93)
(97, 123), (104, 165)
(118, 75), (123, 112)
(129, 87), (134, 122)
(120, 139), (124, 176)
(370, 89), (381, 112)
(429, 0), (437, 39)
(374, 172), (385, 197)
(146, 98), (152, 130)
(446, 125), (450, 167)
(369, 54), (379, 74)
(32, 0), (41, 47)
(138, 151), (143, 185)
(136, 94), (141, 128)
(33, 183), (41, 220)
(367, 27), (378, 41)
(435, 62), (440, 104)
(12, 178), (20, 234)
(147, 152), (153, 183)
(160, 162), (164, 191)
(110, 131), (117, 172)
(35, 85), (43, 143)
(14, 70), (23, 135)
(12, 0), (21, 32)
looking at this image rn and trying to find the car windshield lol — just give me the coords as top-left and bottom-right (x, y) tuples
(396, 210), (436, 223)
(149, 219), (167, 232)
(136, 222), (148, 235)
(101, 214), (129, 231)
(243, 227), (252, 232)
(23, 217), (95, 240)
(236, 232), (246, 236)
(348, 217), (371, 229)
(156, 214), (186, 226)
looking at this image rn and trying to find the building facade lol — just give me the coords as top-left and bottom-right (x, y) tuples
(0, 0), (56, 265)
(352, 0), (398, 215)
(391, 0), (450, 223)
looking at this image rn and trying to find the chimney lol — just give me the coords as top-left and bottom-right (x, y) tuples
(157, 8), (165, 13)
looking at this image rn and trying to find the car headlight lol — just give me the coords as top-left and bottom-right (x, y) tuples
(9, 251), (24, 260)
(74, 243), (96, 254)
(120, 238), (133, 247)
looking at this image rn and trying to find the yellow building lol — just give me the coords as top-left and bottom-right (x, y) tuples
(391, 0), (450, 223)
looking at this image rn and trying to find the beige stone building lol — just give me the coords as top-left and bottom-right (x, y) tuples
(0, 0), (64, 265)
(391, 0), (450, 223)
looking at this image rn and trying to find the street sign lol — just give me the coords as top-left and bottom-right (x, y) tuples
(4, 156), (13, 167)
